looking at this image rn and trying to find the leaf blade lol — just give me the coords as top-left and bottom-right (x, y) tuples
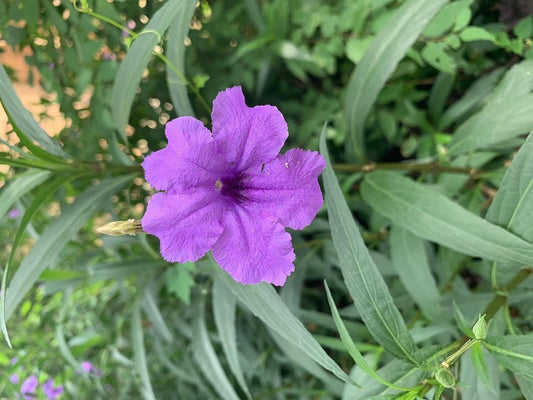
(320, 132), (421, 364)
(360, 171), (533, 266)
(344, 0), (447, 159)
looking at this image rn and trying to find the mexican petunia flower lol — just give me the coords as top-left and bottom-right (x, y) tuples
(142, 86), (325, 285)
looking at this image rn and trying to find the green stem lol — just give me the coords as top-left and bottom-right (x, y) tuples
(332, 161), (481, 176)
(417, 266), (532, 397)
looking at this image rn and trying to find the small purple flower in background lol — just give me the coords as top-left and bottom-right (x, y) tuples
(42, 379), (64, 400)
(48, 62), (55, 70)
(10, 356), (19, 365)
(78, 360), (102, 376)
(10, 373), (19, 384)
(142, 86), (326, 285)
(21, 374), (38, 399)
(8, 208), (21, 219)
(122, 19), (136, 37)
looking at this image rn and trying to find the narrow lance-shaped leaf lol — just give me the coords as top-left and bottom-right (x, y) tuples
(212, 260), (360, 387)
(449, 60), (533, 155)
(324, 281), (414, 393)
(344, 0), (447, 159)
(486, 130), (533, 242)
(212, 276), (252, 399)
(320, 131), (421, 364)
(484, 335), (533, 381)
(0, 170), (50, 220)
(132, 300), (156, 400)
(166, 0), (197, 117)
(192, 294), (240, 400)
(111, 0), (183, 141)
(360, 171), (533, 266)
(0, 65), (67, 158)
(4, 175), (132, 322)
(459, 346), (500, 400)
(390, 225), (441, 321)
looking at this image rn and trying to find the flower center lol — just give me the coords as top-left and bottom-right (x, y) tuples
(215, 176), (247, 203)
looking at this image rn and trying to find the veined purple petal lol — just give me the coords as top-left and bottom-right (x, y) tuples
(244, 149), (326, 230)
(142, 190), (225, 263)
(212, 206), (295, 285)
(212, 87), (288, 171)
(142, 117), (225, 194)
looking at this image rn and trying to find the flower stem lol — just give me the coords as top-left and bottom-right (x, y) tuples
(332, 161), (481, 176)
(416, 266), (532, 397)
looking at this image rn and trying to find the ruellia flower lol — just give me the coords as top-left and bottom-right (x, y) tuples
(142, 86), (326, 285)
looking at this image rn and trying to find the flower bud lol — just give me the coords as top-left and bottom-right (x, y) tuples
(435, 367), (455, 388)
(96, 219), (142, 236)
(472, 314), (488, 340)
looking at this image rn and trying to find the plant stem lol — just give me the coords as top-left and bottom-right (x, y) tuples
(332, 161), (481, 176)
(417, 266), (532, 397)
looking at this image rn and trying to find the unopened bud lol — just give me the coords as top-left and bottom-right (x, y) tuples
(96, 219), (142, 236)
(435, 368), (455, 388)
(472, 314), (488, 340)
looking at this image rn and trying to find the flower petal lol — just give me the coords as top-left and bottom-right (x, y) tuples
(142, 190), (224, 262)
(212, 206), (295, 285)
(142, 117), (225, 194)
(244, 149), (326, 230)
(212, 86), (288, 171)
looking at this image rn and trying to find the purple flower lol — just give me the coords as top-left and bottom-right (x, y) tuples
(142, 86), (326, 285)
(10, 356), (19, 365)
(8, 208), (20, 219)
(122, 20), (136, 37)
(10, 373), (19, 384)
(79, 360), (102, 376)
(42, 379), (64, 400)
(21, 374), (38, 396)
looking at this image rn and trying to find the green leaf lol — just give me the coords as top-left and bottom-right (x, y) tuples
(324, 281), (410, 392)
(486, 131), (533, 242)
(516, 374), (533, 400)
(471, 342), (495, 391)
(449, 60), (533, 155)
(459, 346), (500, 399)
(212, 276), (252, 399)
(212, 259), (359, 387)
(131, 300), (156, 400)
(484, 335), (533, 381)
(344, 0), (447, 159)
(166, 0), (196, 117)
(3, 175), (132, 322)
(192, 295), (240, 400)
(439, 67), (504, 130)
(459, 26), (496, 42)
(421, 42), (456, 74)
(142, 287), (173, 343)
(389, 226), (441, 321)
(88, 260), (167, 283)
(423, 0), (472, 38)
(1, 173), (76, 346)
(0, 65), (67, 158)
(111, 0), (183, 141)
(343, 348), (441, 400)
(0, 170), (50, 220)
(166, 263), (195, 304)
(320, 133), (421, 364)
(360, 171), (533, 266)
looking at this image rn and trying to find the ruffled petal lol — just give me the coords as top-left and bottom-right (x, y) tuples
(212, 206), (295, 286)
(142, 117), (225, 194)
(211, 86), (288, 171)
(243, 149), (326, 230)
(142, 190), (224, 262)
